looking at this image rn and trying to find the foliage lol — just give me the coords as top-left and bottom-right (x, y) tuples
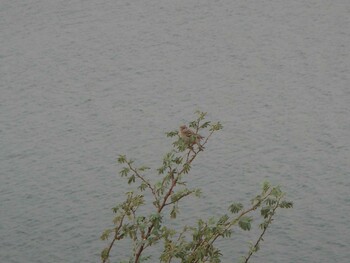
(101, 111), (293, 263)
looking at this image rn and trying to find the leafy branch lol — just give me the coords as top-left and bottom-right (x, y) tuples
(161, 182), (292, 263)
(100, 111), (292, 263)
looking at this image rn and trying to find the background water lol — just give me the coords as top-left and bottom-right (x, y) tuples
(1, 0), (349, 262)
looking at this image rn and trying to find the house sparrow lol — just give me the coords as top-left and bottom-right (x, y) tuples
(178, 125), (204, 150)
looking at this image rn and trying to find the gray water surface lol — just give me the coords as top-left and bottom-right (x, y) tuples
(1, 1), (350, 262)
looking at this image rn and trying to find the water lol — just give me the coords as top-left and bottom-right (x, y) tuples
(1, 0), (349, 262)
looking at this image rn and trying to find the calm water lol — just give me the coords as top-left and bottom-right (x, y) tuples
(1, 1), (349, 262)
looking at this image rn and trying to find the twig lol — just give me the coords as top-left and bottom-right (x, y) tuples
(134, 148), (201, 263)
(243, 196), (282, 263)
(191, 190), (274, 263)
(102, 215), (125, 263)
(127, 162), (158, 200)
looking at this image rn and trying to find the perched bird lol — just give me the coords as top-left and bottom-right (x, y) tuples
(178, 125), (204, 150)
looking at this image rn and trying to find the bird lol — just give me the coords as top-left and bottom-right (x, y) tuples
(178, 125), (204, 150)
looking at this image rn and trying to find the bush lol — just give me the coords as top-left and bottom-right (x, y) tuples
(101, 111), (293, 263)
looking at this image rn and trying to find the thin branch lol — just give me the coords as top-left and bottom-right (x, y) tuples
(211, 189), (273, 245)
(243, 196), (282, 263)
(190, 190), (274, 263)
(202, 130), (215, 147)
(134, 148), (202, 263)
(161, 166), (176, 190)
(127, 162), (158, 200)
(102, 214), (125, 263)
(164, 191), (195, 207)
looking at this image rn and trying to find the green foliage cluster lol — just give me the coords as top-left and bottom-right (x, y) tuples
(101, 111), (293, 263)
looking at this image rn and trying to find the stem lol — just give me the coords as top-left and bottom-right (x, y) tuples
(191, 190), (274, 263)
(214, 190), (273, 244)
(127, 162), (158, 201)
(102, 215), (125, 263)
(134, 148), (202, 263)
(164, 191), (194, 207)
(202, 130), (214, 146)
(243, 196), (282, 263)
(160, 166), (176, 192)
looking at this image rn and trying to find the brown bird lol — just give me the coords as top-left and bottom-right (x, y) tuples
(178, 125), (204, 150)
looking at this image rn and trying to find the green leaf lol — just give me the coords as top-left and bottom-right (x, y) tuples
(157, 166), (165, 175)
(182, 163), (191, 174)
(262, 181), (270, 193)
(101, 247), (109, 261)
(195, 110), (207, 121)
(174, 139), (188, 152)
(132, 194), (145, 207)
(100, 229), (112, 240)
(238, 216), (252, 231)
(265, 198), (277, 206)
(229, 202), (243, 213)
(189, 121), (198, 129)
(112, 205), (120, 214)
(174, 156), (183, 164)
(200, 121), (211, 129)
(260, 206), (271, 218)
(271, 186), (282, 197)
(166, 130), (178, 137)
(170, 205), (178, 219)
(117, 155), (126, 164)
(222, 229), (232, 238)
(150, 213), (162, 225)
(127, 174), (135, 184)
(112, 215), (123, 225)
(209, 122), (223, 131)
(194, 188), (202, 197)
(279, 201), (293, 209)
(154, 181), (162, 191)
(138, 182), (148, 191)
(119, 167), (130, 177)
(250, 242), (260, 253)
(256, 243), (260, 252)
(259, 221), (269, 230)
(208, 217), (216, 225)
(138, 166), (150, 171)
(218, 214), (229, 225)
(140, 255), (152, 262)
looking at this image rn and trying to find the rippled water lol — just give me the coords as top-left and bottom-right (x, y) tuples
(1, 1), (349, 262)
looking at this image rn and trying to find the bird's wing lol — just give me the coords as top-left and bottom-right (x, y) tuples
(184, 128), (204, 140)
(183, 128), (195, 137)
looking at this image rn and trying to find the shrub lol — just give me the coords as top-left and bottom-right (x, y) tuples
(101, 111), (293, 263)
